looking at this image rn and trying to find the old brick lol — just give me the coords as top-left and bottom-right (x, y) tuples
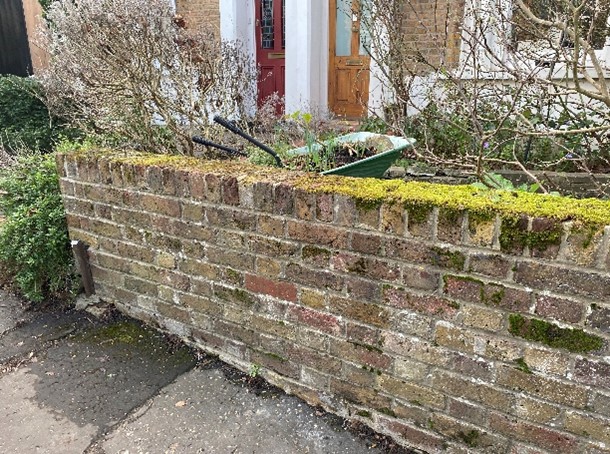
(523, 346), (571, 377)
(461, 304), (504, 332)
(301, 245), (331, 267)
(346, 322), (380, 346)
(180, 293), (223, 316)
(255, 256), (282, 278)
(587, 303), (610, 334)
(402, 265), (440, 291)
(446, 397), (489, 427)
(328, 296), (391, 329)
(250, 315), (296, 340)
(330, 378), (391, 409)
(383, 333), (453, 367)
(285, 344), (342, 375)
(287, 220), (349, 248)
(406, 205), (434, 239)
(181, 202), (204, 222)
(430, 413), (508, 450)
(380, 418), (445, 452)
(591, 391), (610, 417)
(297, 327), (329, 352)
(156, 302), (190, 324)
(383, 286), (459, 319)
(245, 274), (297, 302)
(452, 353), (494, 380)
(489, 412), (577, 453)
(316, 193), (334, 222)
(332, 253), (400, 283)
(287, 305), (344, 336)
(574, 358), (610, 389)
(467, 214), (497, 248)
(497, 365), (588, 408)
(214, 320), (259, 347)
(124, 276), (159, 297)
(220, 176), (239, 205)
(477, 334), (524, 361)
(285, 263), (344, 291)
(249, 349), (300, 379)
(562, 224), (605, 268)
(293, 189), (316, 220)
(334, 195), (357, 226)
(350, 231), (383, 255)
(514, 396), (562, 425)
(204, 174), (222, 203)
(444, 275), (531, 313)
(565, 412), (610, 445)
(535, 294), (584, 324)
(437, 208), (465, 244)
(139, 194), (181, 218)
(393, 357), (428, 382)
(356, 203), (380, 230)
(251, 236), (299, 258)
(345, 278), (381, 302)
(213, 284), (257, 307)
(394, 311), (432, 338)
(515, 261), (610, 301)
(257, 214), (285, 237)
(430, 370), (513, 410)
(468, 252), (513, 278)
(434, 322), (476, 354)
(329, 339), (392, 370)
(206, 246), (255, 271)
(378, 375), (445, 409)
(386, 239), (466, 271)
(380, 203), (405, 235)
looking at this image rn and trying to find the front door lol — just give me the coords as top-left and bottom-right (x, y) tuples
(329, 0), (371, 118)
(255, 0), (285, 113)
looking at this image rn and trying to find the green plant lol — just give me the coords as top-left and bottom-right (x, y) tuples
(471, 173), (541, 193)
(248, 363), (261, 378)
(0, 154), (76, 302)
(0, 76), (75, 154)
(359, 116), (388, 134)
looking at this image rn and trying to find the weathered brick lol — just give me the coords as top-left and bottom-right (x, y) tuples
(112, 208), (152, 229)
(328, 296), (391, 329)
(297, 327), (329, 352)
(406, 205), (434, 239)
(345, 278), (381, 302)
(346, 322), (380, 346)
(574, 358), (610, 389)
(561, 224), (605, 268)
(251, 236), (299, 258)
(213, 284), (257, 307)
(300, 366), (329, 389)
(315, 193), (334, 222)
(394, 311), (432, 338)
(285, 344), (342, 375)
(446, 397), (489, 427)
(587, 303), (610, 334)
(591, 391), (610, 417)
(535, 294), (584, 324)
(461, 304), (504, 332)
(204, 174), (222, 203)
(391, 401), (431, 427)
(489, 412), (577, 453)
(444, 275), (531, 313)
(514, 396), (562, 425)
(206, 246), (255, 271)
(437, 208), (465, 244)
(245, 274), (297, 302)
(181, 202), (204, 222)
(220, 176), (239, 206)
(380, 203), (405, 235)
(434, 322), (476, 354)
(430, 370), (514, 410)
(285, 263), (344, 291)
(476, 334), (524, 361)
(401, 265), (440, 291)
(214, 320), (259, 347)
(515, 261), (610, 300)
(287, 306), (344, 336)
(350, 231), (383, 255)
(430, 413), (507, 450)
(329, 339), (392, 370)
(180, 293), (223, 317)
(334, 195), (357, 226)
(452, 353), (494, 380)
(356, 203), (380, 230)
(383, 333), (453, 367)
(332, 253), (400, 282)
(468, 252), (513, 278)
(378, 375), (445, 409)
(330, 378), (391, 409)
(341, 362), (378, 387)
(257, 214), (285, 237)
(287, 220), (349, 248)
(523, 346), (571, 377)
(156, 302), (190, 324)
(255, 256), (282, 278)
(250, 315), (296, 340)
(249, 349), (300, 379)
(139, 194), (181, 218)
(383, 286), (459, 319)
(386, 239), (466, 271)
(497, 365), (589, 408)
(466, 214), (497, 248)
(293, 188), (315, 220)
(380, 418), (445, 452)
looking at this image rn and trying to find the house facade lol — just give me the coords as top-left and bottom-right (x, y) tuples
(175, 0), (466, 118)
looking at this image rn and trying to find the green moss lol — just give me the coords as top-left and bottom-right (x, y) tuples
(347, 258), (368, 275)
(458, 430), (481, 447)
(302, 245), (331, 260)
(357, 410), (372, 418)
(377, 407), (397, 418)
(407, 203), (433, 224)
(355, 198), (382, 211)
(499, 216), (563, 252)
(431, 247), (466, 271)
(482, 287), (505, 306)
(515, 358), (533, 374)
(350, 341), (384, 354)
(508, 314), (604, 353)
(66, 150), (610, 228)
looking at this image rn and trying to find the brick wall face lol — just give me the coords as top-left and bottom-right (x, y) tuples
(58, 153), (610, 454)
(175, 0), (220, 31)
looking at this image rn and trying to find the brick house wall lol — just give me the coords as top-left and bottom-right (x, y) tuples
(175, 0), (220, 31)
(57, 151), (610, 453)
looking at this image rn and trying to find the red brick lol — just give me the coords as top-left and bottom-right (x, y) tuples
(489, 412), (577, 453)
(286, 306), (344, 336)
(350, 231), (383, 255)
(535, 294), (584, 323)
(316, 193), (334, 222)
(252, 181), (274, 211)
(383, 286), (459, 319)
(221, 176), (239, 205)
(273, 183), (294, 215)
(287, 220), (349, 248)
(245, 274), (298, 302)
(294, 189), (316, 220)
(204, 174), (222, 203)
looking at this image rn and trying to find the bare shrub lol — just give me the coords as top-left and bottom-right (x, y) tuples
(40, 0), (256, 155)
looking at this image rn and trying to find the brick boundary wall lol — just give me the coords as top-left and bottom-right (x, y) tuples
(57, 152), (610, 454)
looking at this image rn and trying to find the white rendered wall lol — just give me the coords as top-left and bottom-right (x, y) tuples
(285, 0), (329, 116)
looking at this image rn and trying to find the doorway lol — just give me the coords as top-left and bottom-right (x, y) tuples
(255, 0), (286, 113)
(328, 0), (371, 118)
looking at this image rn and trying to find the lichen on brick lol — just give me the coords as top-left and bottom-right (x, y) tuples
(508, 314), (604, 353)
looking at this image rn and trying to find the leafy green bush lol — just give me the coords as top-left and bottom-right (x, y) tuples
(0, 154), (76, 302)
(0, 75), (74, 153)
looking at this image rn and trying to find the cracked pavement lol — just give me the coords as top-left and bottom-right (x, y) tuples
(0, 291), (394, 454)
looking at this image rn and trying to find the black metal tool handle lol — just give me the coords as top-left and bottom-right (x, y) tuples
(213, 116), (283, 167)
(192, 136), (247, 157)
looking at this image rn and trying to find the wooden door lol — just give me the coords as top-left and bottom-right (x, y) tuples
(255, 0), (285, 113)
(329, 0), (371, 118)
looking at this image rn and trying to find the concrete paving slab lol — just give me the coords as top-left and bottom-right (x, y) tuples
(101, 367), (383, 454)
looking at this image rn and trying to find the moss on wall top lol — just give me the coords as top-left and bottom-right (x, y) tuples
(65, 150), (610, 226)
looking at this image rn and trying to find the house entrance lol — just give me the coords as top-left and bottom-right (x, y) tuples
(255, 0), (285, 113)
(328, 0), (371, 118)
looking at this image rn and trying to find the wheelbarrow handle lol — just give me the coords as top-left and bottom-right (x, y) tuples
(192, 136), (247, 157)
(213, 116), (283, 168)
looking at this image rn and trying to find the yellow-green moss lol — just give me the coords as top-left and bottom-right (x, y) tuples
(64, 150), (610, 227)
(508, 314), (604, 353)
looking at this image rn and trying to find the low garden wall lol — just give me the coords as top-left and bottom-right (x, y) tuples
(57, 151), (610, 453)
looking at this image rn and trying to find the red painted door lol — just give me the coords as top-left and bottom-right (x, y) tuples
(255, 0), (285, 113)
